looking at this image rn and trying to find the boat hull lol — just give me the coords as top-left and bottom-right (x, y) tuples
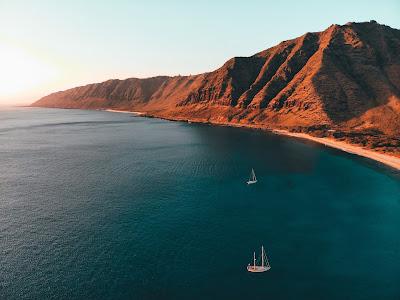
(247, 265), (270, 273)
(247, 180), (257, 185)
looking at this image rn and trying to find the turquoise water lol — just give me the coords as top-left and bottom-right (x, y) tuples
(0, 107), (399, 299)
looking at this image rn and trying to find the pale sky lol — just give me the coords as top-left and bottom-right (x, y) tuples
(0, 0), (399, 105)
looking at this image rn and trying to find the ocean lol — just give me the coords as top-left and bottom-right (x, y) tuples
(1, 107), (399, 299)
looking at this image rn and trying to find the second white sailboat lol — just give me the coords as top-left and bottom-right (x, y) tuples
(247, 245), (271, 273)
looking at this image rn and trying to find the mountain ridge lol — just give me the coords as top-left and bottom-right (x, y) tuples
(32, 21), (400, 155)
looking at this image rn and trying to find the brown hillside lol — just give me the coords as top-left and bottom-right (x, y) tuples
(33, 21), (400, 154)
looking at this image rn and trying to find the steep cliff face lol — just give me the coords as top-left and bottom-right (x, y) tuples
(33, 21), (400, 152)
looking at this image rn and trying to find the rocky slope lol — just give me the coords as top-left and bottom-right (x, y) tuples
(33, 21), (400, 155)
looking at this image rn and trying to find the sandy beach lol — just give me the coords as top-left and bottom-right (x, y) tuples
(273, 130), (400, 171)
(104, 109), (145, 115)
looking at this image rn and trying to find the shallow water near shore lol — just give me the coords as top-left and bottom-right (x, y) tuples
(1, 107), (399, 299)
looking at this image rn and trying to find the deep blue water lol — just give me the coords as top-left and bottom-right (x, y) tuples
(0, 107), (399, 299)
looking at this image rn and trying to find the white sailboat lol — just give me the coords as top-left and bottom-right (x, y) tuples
(247, 168), (257, 185)
(247, 245), (271, 273)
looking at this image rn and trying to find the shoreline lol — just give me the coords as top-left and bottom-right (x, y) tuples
(104, 109), (145, 115)
(272, 130), (400, 171)
(31, 107), (400, 171)
(152, 115), (400, 171)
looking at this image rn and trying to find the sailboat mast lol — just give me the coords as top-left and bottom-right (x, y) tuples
(253, 252), (256, 268)
(261, 246), (264, 267)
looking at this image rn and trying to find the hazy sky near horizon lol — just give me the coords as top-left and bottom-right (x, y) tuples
(1, 0), (399, 105)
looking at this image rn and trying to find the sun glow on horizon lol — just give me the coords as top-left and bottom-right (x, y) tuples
(0, 43), (57, 105)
